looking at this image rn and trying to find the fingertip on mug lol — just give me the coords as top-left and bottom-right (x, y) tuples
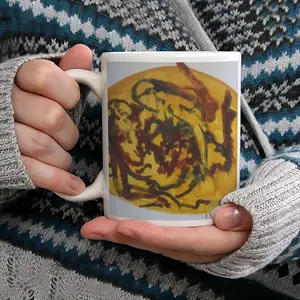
(80, 220), (94, 239)
(70, 44), (92, 57)
(81, 228), (103, 240)
(214, 204), (252, 231)
(80, 216), (115, 240)
(60, 44), (93, 71)
(80, 227), (91, 239)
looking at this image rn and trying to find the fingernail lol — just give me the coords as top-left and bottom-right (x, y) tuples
(70, 175), (85, 193)
(219, 206), (241, 229)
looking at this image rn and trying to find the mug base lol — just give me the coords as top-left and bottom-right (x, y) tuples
(106, 215), (213, 227)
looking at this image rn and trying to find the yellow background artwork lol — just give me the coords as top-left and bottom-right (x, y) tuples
(108, 64), (238, 215)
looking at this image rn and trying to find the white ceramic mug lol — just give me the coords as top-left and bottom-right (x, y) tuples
(57, 51), (241, 227)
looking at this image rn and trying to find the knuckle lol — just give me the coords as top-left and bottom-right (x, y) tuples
(49, 169), (64, 191)
(44, 103), (67, 132)
(62, 153), (72, 170)
(29, 132), (52, 157)
(70, 82), (81, 107)
(63, 126), (80, 152)
(34, 60), (57, 89)
(21, 155), (30, 170)
(21, 156), (37, 180)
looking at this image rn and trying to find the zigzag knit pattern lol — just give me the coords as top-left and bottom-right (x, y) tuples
(0, 0), (299, 299)
(189, 0), (300, 178)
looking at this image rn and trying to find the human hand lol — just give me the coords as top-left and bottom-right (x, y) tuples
(81, 204), (252, 263)
(13, 44), (92, 195)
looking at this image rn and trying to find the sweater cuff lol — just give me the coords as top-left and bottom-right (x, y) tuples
(0, 54), (63, 200)
(191, 158), (300, 278)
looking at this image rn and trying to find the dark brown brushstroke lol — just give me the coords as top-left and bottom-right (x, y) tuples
(108, 63), (237, 210)
(176, 62), (218, 122)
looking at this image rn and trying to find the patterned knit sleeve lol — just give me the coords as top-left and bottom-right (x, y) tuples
(190, 145), (300, 278)
(0, 53), (86, 205)
(269, 146), (300, 266)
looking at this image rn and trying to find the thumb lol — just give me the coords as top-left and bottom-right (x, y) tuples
(214, 204), (253, 231)
(59, 44), (92, 71)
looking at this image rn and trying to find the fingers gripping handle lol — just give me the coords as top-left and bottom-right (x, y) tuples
(66, 69), (103, 98)
(55, 69), (104, 202)
(56, 171), (104, 202)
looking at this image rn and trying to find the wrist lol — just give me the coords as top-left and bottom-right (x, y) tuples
(191, 159), (300, 278)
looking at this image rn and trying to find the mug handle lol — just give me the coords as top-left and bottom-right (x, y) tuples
(55, 69), (104, 202)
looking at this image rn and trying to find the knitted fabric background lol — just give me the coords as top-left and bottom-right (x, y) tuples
(0, 0), (299, 299)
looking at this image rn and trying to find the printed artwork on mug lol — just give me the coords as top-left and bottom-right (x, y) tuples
(107, 61), (239, 218)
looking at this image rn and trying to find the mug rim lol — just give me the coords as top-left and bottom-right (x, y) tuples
(101, 51), (241, 63)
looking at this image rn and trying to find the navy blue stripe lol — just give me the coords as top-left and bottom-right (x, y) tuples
(240, 168), (251, 183)
(0, 34), (103, 70)
(276, 232), (300, 264)
(0, 4), (177, 51)
(257, 109), (300, 124)
(266, 132), (300, 148)
(239, 153), (262, 183)
(242, 64), (300, 88)
(40, 0), (164, 46)
(241, 42), (300, 68)
(41, 0), (183, 49)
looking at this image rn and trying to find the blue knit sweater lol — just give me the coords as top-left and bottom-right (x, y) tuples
(0, 0), (299, 299)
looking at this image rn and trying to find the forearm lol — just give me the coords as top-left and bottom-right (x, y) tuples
(268, 146), (300, 265)
(190, 146), (300, 278)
